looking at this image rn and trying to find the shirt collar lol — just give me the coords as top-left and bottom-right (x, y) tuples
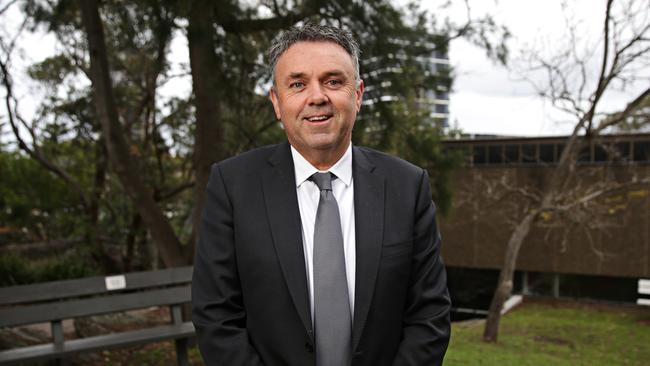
(290, 143), (353, 188)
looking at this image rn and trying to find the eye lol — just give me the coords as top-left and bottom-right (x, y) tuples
(289, 81), (305, 89)
(326, 79), (342, 87)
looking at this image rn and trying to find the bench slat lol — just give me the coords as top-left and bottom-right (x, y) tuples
(0, 266), (193, 306)
(0, 286), (190, 328)
(0, 322), (195, 365)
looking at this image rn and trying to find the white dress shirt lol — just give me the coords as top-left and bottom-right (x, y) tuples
(290, 144), (356, 321)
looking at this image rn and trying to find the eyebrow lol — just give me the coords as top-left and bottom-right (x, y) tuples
(288, 72), (307, 80)
(286, 70), (348, 81)
(322, 70), (347, 80)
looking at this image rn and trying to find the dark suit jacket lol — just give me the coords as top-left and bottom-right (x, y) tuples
(192, 142), (451, 366)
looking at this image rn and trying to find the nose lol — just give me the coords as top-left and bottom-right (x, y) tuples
(306, 83), (329, 106)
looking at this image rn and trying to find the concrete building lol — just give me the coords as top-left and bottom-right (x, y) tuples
(440, 133), (650, 314)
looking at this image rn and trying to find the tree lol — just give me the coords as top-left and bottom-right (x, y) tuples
(2, 0), (509, 270)
(483, 0), (650, 342)
(2, 0), (196, 270)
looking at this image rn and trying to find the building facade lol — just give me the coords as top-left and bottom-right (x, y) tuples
(440, 134), (650, 308)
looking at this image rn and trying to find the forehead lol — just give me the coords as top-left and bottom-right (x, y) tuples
(275, 41), (355, 77)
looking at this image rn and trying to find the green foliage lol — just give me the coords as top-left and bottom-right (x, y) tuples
(2, 0), (509, 271)
(0, 252), (99, 286)
(27, 54), (76, 86)
(446, 301), (650, 365)
(0, 150), (81, 244)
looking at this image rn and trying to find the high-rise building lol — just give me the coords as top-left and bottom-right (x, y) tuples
(360, 38), (450, 128)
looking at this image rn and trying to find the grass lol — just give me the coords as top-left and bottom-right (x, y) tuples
(445, 299), (650, 366)
(80, 299), (649, 365)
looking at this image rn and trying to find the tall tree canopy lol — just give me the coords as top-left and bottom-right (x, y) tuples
(0, 0), (508, 273)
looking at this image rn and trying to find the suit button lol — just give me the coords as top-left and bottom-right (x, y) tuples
(305, 341), (314, 353)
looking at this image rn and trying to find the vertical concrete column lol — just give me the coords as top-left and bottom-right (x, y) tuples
(552, 273), (560, 298)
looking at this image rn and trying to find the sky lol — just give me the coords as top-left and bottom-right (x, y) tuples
(1, 0), (648, 141)
(428, 0), (648, 136)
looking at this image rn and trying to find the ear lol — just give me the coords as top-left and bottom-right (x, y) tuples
(355, 79), (364, 112)
(269, 87), (282, 120)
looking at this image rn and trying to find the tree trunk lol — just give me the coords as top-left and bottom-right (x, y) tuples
(124, 213), (142, 272)
(86, 137), (122, 273)
(79, 0), (186, 267)
(186, 0), (226, 262)
(483, 211), (536, 342)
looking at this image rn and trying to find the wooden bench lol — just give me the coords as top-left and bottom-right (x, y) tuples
(0, 266), (195, 365)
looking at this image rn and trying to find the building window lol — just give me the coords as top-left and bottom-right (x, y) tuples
(473, 145), (487, 165)
(504, 144), (519, 163)
(488, 145), (504, 164)
(539, 144), (555, 163)
(578, 144), (591, 163)
(556, 144), (565, 161)
(633, 141), (650, 162)
(615, 142), (631, 162)
(593, 143), (608, 162)
(522, 144), (537, 163)
(435, 104), (449, 114)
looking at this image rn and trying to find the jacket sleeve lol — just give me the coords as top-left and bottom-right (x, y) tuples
(192, 164), (264, 365)
(392, 169), (451, 366)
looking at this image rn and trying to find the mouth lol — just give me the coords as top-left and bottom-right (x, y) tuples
(303, 114), (333, 123)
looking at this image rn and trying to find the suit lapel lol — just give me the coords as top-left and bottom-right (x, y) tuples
(262, 142), (313, 340)
(351, 147), (385, 351)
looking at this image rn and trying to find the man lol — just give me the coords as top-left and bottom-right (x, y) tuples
(192, 23), (451, 366)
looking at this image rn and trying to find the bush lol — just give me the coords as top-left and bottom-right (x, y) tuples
(0, 253), (34, 286)
(0, 252), (99, 286)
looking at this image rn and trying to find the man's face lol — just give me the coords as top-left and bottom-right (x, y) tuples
(270, 41), (364, 159)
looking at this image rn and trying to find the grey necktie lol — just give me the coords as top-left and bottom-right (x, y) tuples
(310, 172), (352, 366)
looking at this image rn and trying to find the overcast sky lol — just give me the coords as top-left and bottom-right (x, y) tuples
(428, 0), (648, 136)
(1, 0), (647, 142)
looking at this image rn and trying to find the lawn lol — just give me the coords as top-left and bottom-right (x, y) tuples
(79, 298), (649, 365)
(445, 299), (650, 366)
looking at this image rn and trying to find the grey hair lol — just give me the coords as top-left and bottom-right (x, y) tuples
(267, 23), (361, 85)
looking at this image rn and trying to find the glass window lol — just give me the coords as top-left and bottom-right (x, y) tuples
(556, 144), (565, 161)
(473, 145), (487, 165)
(593, 143), (608, 162)
(504, 144), (519, 163)
(488, 145), (503, 164)
(559, 273), (637, 302)
(616, 142), (631, 162)
(578, 144), (591, 163)
(521, 144), (537, 163)
(526, 272), (556, 296)
(633, 141), (650, 162)
(539, 144), (555, 163)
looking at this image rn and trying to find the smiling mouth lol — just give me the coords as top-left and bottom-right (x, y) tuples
(304, 114), (333, 123)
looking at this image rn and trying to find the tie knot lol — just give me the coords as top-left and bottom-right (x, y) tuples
(310, 172), (335, 191)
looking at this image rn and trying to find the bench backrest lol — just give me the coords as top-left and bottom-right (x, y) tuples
(0, 266), (193, 328)
(0, 266), (193, 305)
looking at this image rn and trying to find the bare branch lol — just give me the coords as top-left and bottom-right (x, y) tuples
(595, 87), (650, 131)
(594, 0), (615, 105)
(156, 181), (195, 202)
(553, 177), (650, 212)
(447, 0), (473, 40)
(0, 56), (91, 209)
(0, 0), (19, 17)
(216, 4), (319, 34)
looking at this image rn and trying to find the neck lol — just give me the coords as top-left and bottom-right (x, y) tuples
(295, 141), (350, 171)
